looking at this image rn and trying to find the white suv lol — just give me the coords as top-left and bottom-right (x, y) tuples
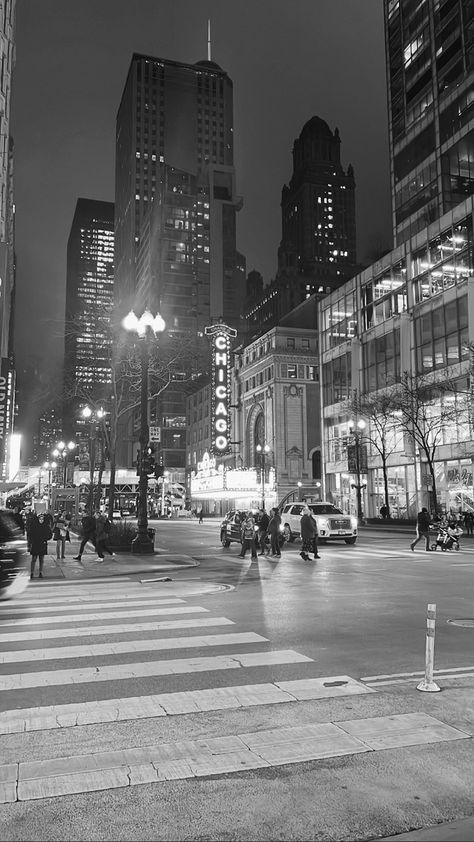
(280, 502), (358, 544)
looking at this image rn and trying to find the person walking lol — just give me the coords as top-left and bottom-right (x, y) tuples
(52, 510), (71, 560)
(465, 510), (474, 536)
(410, 507), (432, 552)
(198, 510), (204, 524)
(257, 508), (270, 556)
(94, 512), (114, 562)
(238, 512), (258, 560)
(267, 508), (282, 558)
(73, 513), (97, 561)
(28, 512), (53, 579)
(300, 506), (320, 560)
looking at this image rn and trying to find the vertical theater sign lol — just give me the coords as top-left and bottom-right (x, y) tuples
(205, 323), (237, 455)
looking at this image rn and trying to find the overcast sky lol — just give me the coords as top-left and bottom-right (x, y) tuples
(10, 0), (392, 397)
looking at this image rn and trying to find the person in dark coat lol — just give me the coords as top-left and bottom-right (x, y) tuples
(73, 513), (97, 560)
(95, 512), (114, 561)
(410, 507), (431, 552)
(267, 508), (282, 558)
(257, 509), (270, 556)
(300, 506), (320, 561)
(28, 513), (53, 578)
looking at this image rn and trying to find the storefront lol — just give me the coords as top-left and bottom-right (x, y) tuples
(190, 451), (276, 515)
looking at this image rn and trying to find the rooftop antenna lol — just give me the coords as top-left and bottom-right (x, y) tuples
(207, 19), (211, 61)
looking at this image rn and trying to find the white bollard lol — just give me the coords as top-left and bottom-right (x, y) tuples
(417, 603), (441, 692)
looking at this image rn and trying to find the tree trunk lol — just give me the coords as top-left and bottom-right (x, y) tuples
(382, 455), (390, 516)
(107, 409), (118, 520)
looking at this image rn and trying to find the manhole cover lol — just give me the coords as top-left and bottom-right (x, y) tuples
(447, 619), (474, 628)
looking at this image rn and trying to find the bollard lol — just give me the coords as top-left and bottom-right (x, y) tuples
(417, 603), (441, 692)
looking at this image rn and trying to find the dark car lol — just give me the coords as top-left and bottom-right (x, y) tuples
(0, 510), (29, 600)
(220, 510), (285, 549)
(220, 510), (248, 547)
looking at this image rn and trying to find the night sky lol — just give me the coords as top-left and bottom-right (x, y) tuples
(10, 0), (392, 432)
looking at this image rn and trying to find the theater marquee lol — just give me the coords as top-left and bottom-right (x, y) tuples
(204, 323), (237, 455)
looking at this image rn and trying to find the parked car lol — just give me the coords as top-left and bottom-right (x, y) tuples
(280, 502), (358, 544)
(0, 510), (30, 600)
(220, 510), (285, 549)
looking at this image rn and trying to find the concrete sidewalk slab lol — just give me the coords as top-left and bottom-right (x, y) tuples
(377, 814), (474, 840)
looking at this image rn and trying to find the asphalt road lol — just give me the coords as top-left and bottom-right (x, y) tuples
(1, 521), (473, 842)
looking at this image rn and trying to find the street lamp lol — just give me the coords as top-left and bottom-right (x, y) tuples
(256, 443), (270, 510)
(43, 461), (57, 509)
(81, 406), (106, 515)
(122, 308), (166, 553)
(52, 440), (76, 487)
(347, 419), (367, 525)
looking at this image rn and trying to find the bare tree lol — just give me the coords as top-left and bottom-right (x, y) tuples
(392, 372), (468, 513)
(347, 390), (401, 517)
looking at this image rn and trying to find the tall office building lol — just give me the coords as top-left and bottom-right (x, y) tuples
(246, 117), (358, 334)
(385, 0), (474, 245)
(115, 52), (244, 324)
(63, 198), (114, 436)
(115, 53), (245, 470)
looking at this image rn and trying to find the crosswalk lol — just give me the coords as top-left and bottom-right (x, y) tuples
(0, 578), (469, 803)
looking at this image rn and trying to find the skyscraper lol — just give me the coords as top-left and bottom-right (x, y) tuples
(246, 117), (358, 334)
(115, 52), (244, 325)
(114, 52), (246, 470)
(63, 198), (114, 436)
(385, 0), (474, 245)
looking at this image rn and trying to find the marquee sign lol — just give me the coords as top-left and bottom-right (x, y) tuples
(205, 323), (237, 455)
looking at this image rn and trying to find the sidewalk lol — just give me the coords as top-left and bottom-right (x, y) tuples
(377, 814), (474, 840)
(31, 531), (199, 581)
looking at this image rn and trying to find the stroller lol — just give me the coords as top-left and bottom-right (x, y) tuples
(431, 523), (462, 552)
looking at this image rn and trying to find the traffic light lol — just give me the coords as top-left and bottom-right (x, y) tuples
(142, 443), (156, 477)
(154, 465), (164, 479)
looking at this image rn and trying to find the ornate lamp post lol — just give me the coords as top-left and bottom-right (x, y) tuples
(348, 419), (367, 525)
(81, 406), (106, 515)
(256, 443), (270, 510)
(43, 461), (57, 509)
(122, 309), (166, 554)
(52, 440), (76, 487)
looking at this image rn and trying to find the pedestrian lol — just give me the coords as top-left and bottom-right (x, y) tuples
(300, 506), (320, 561)
(380, 504), (388, 520)
(28, 512), (53, 579)
(52, 510), (71, 559)
(257, 508), (270, 556)
(94, 511), (114, 562)
(198, 510), (204, 524)
(238, 512), (258, 560)
(267, 507), (282, 558)
(465, 511), (474, 536)
(73, 512), (97, 560)
(410, 507), (432, 552)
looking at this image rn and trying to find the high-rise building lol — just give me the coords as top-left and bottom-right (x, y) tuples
(63, 198), (114, 436)
(114, 53), (245, 470)
(115, 52), (244, 323)
(385, 0), (474, 245)
(245, 117), (359, 334)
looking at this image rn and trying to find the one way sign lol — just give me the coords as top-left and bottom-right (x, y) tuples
(149, 426), (161, 442)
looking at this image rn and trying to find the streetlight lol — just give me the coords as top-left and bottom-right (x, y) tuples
(81, 406), (106, 515)
(122, 308), (166, 553)
(347, 419), (367, 525)
(256, 443), (270, 510)
(52, 440), (76, 487)
(43, 461), (57, 509)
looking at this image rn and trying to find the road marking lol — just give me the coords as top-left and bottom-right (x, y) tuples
(0, 676), (374, 734)
(11, 592), (186, 606)
(0, 616), (235, 643)
(362, 664), (474, 684)
(0, 650), (313, 691)
(1, 713), (468, 802)
(0, 605), (209, 628)
(0, 632), (268, 664)
(1, 598), (186, 614)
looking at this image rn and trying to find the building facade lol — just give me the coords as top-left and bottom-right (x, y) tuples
(385, 0), (474, 245)
(63, 199), (115, 437)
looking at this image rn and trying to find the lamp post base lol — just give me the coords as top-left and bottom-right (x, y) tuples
(131, 534), (154, 554)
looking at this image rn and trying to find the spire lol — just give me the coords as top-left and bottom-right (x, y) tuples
(207, 19), (211, 61)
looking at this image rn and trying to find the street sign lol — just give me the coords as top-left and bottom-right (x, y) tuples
(149, 426), (161, 442)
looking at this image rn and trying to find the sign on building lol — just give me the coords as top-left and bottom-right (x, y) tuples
(204, 323), (237, 455)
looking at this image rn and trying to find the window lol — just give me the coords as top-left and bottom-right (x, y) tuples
(287, 338), (295, 349)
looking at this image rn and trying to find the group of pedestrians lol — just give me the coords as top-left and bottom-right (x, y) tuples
(237, 505), (320, 562)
